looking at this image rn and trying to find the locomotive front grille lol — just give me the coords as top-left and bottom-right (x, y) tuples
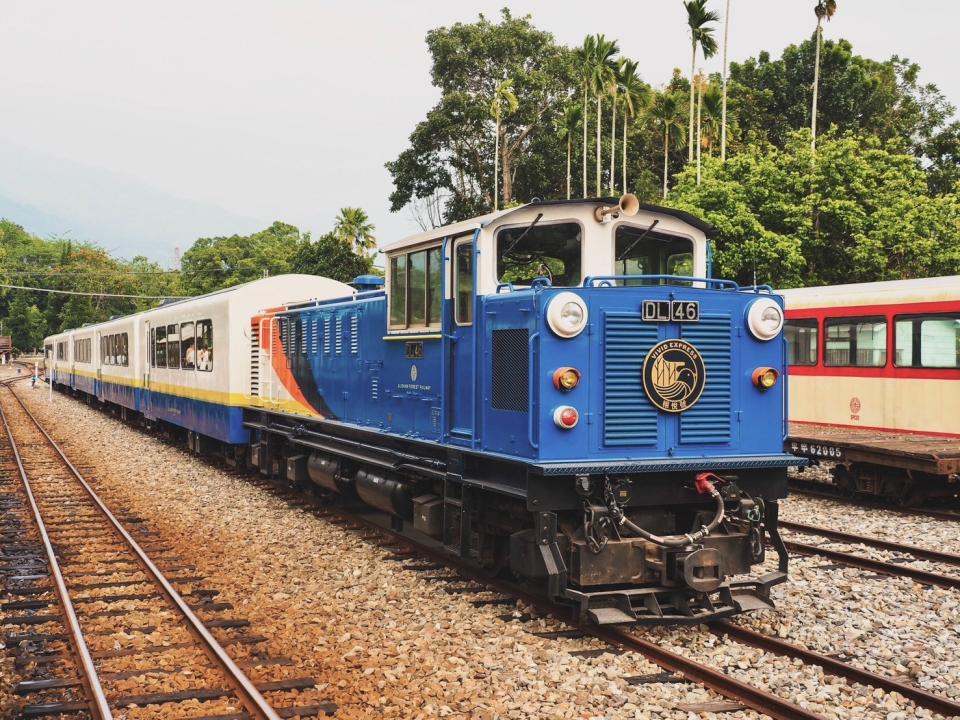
(680, 313), (732, 444)
(603, 313), (658, 446)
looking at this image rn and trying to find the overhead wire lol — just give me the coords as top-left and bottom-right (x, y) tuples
(0, 283), (191, 300)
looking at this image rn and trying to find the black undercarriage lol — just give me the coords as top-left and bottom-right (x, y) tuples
(244, 409), (791, 624)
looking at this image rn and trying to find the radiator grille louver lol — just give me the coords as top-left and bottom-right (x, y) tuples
(603, 314), (659, 446)
(490, 328), (529, 412)
(334, 317), (343, 355)
(680, 314), (732, 444)
(323, 317), (331, 354)
(350, 315), (359, 355)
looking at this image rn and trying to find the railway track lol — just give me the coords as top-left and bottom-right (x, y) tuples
(788, 479), (960, 521)
(0, 381), (334, 719)
(14, 374), (960, 718)
(254, 476), (960, 719)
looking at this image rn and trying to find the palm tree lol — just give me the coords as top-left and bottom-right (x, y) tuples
(684, 0), (720, 162)
(811, 0), (837, 153)
(334, 208), (376, 254)
(575, 36), (597, 199)
(720, 0), (731, 160)
(696, 72), (704, 184)
(589, 34), (619, 196)
(560, 104), (581, 200)
(649, 92), (686, 199)
(618, 59), (647, 193)
(490, 78), (518, 211)
(700, 82), (724, 156)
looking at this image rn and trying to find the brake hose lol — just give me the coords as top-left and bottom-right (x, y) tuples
(617, 473), (726, 548)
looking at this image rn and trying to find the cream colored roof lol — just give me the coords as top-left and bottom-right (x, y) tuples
(780, 275), (960, 310)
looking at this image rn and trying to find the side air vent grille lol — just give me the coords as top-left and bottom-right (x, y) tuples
(490, 328), (529, 412)
(603, 313), (659, 446)
(350, 315), (359, 355)
(323, 317), (331, 354)
(310, 318), (319, 354)
(680, 313), (732, 444)
(335, 317), (343, 355)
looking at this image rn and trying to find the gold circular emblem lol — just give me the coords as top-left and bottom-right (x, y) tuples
(641, 339), (706, 413)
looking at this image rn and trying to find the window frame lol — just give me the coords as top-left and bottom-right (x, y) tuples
(494, 218), (585, 289)
(611, 223), (696, 286)
(180, 321), (196, 370)
(453, 237), (474, 327)
(387, 241), (443, 331)
(823, 315), (888, 368)
(784, 318), (819, 367)
(894, 312), (960, 369)
(196, 319), (213, 372)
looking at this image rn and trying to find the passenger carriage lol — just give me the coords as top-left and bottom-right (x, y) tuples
(45, 275), (352, 444)
(782, 276), (960, 501)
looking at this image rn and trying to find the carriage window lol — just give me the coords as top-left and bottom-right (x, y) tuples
(181, 322), (195, 369)
(155, 326), (167, 367)
(615, 226), (694, 286)
(825, 317), (887, 367)
(785, 319), (818, 366)
(196, 319), (213, 371)
(166, 324), (180, 369)
(497, 222), (582, 287)
(895, 314), (960, 368)
(57, 342), (66, 360)
(455, 241), (473, 325)
(389, 255), (407, 326)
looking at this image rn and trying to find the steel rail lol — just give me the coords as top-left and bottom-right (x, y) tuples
(305, 503), (827, 720)
(593, 626), (827, 720)
(0, 398), (113, 720)
(783, 538), (960, 590)
(709, 621), (960, 717)
(1, 385), (282, 720)
(788, 484), (960, 522)
(780, 519), (960, 566)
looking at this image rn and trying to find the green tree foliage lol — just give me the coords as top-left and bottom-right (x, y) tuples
(729, 39), (955, 162)
(179, 221), (304, 295)
(668, 131), (960, 288)
(0, 219), (181, 346)
(386, 10), (577, 225)
(291, 232), (373, 283)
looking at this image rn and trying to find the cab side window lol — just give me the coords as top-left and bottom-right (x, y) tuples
(454, 241), (473, 325)
(389, 244), (442, 329)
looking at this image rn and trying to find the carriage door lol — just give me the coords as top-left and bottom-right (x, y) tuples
(143, 319), (152, 415)
(96, 331), (103, 400)
(448, 234), (476, 442)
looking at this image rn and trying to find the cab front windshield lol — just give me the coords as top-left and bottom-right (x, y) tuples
(614, 224), (693, 285)
(496, 221), (581, 287)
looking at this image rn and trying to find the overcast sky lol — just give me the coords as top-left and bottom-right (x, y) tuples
(1, 1), (956, 265)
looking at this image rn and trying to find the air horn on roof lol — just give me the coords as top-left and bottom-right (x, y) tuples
(594, 193), (640, 223)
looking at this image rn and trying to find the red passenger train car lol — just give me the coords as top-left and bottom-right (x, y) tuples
(780, 276), (960, 502)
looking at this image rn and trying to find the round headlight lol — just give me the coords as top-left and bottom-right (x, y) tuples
(546, 292), (588, 338)
(746, 298), (784, 341)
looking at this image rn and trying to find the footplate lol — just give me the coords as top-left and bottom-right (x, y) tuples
(565, 570), (787, 625)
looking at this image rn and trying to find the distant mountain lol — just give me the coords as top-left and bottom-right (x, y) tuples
(0, 140), (264, 263)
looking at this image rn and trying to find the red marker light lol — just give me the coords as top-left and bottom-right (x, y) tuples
(553, 405), (579, 429)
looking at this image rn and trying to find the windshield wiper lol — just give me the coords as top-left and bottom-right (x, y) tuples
(615, 219), (660, 262)
(501, 213), (543, 257)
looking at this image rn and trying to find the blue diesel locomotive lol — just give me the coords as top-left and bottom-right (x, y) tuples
(245, 195), (800, 623)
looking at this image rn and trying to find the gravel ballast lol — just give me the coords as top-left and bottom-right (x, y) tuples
(6, 379), (958, 718)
